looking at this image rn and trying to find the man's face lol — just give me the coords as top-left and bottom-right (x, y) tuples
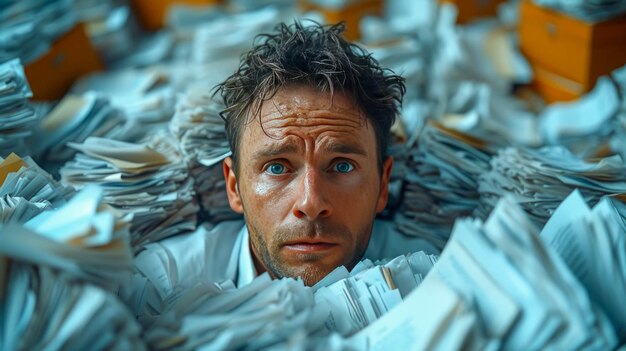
(223, 84), (393, 286)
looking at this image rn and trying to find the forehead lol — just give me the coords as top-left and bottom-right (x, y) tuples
(251, 84), (370, 137)
(261, 84), (360, 117)
(239, 84), (377, 159)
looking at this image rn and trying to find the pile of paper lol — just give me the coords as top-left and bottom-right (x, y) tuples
(170, 89), (239, 224)
(476, 146), (626, 227)
(534, 0), (626, 22)
(541, 190), (626, 342)
(0, 184), (142, 349)
(436, 81), (540, 147)
(347, 273), (477, 350)
(0, 59), (38, 157)
(71, 68), (176, 137)
(0, 0), (77, 64)
(0, 153), (74, 224)
(357, 195), (617, 349)
(0, 185), (134, 291)
(190, 6), (288, 65)
(60, 135), (199, 251)
(0, 264), (145, 351)
(72, 1), (138, 66)
(539, 74), (621, 157)
(32, 92), (131, 169)
(144, 274), (325, 350)
(395, 122), (494, 250)
(313, 250), (438, 336)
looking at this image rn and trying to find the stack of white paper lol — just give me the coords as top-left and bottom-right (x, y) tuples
(476, 146), (626, 227)
(539, 75), (621, 156)
(437, 80), (540, 147)
(144, 274), (326, 350)
(355, 195), (618, 350)
(347, 273), (479, 350)
(190, 6), (286, 65)
(71, 68), (176, 130)
(0, 153), (74, 224)
(0, 186), (140, 349)
(0, 185), (133, 291)
(33, 92), (132, 172)
(313, 250), (439, 336)
(534, 0), (626, 22)
(0, 0), (78, 63)
(541, 190), (626, 342)
(0, 195), (51, 225)
(395, 122), (494, 249)
(0, 264), (145, 351)
(60, 135), (199, 251)
(0, 153), (74, 206)
(75, 3), (138, 65)
(0, 59), (38, 157)
(170, 89), (240, 224)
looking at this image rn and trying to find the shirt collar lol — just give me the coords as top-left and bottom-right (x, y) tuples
(236, 226), (257, 288)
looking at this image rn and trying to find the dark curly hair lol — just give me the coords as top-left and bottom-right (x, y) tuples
(215, 21), (405, 173)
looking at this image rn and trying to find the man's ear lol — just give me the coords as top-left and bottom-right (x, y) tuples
(375, 156), (394, 213)
(223, 157), (244, 214)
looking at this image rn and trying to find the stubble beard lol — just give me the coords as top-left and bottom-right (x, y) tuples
(245, 218), (374, 286)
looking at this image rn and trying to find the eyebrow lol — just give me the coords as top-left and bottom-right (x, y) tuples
(252, 143), (300, 160)
(322, 141), (368, 157)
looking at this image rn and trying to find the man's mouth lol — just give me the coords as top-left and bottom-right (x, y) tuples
(282, 239), (338, 253)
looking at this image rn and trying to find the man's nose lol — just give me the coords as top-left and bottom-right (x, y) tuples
(292, 167), (332, 220)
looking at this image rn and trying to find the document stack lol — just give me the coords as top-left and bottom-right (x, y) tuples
(71, 68), (176, 138)
(0, 186), (145, 350)
(539, 74), (622, 156)
(1, 186), (133, 290)
(541, 190), (626, 342)
(533, 0), (626, 21)
(313, 251), (438, 336)
(0, 59), (38, 157)
(33, 92), (130, 172)
(0, 153), (74, 224)
(0, 0), (77, 64)
(144, 275), (324, 351)
(353, 195), (619, 350)
(60, 135), (199, 251)
(190, 6), (286, 66)
(476, 146), (626, 227)
(395, 122), (494, 249)
(170, 89), (239, 224)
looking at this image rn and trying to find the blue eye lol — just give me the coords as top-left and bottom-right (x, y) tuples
(334, 161), (354, 173)
(267, 163), (286, 175)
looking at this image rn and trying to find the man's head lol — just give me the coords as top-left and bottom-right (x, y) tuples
(216, 21), (405, 286)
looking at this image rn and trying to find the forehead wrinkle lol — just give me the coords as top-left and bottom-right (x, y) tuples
(262, 114), (362, 131)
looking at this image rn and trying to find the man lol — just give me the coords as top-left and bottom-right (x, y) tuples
(217, 21), (404, 286)
(132, 22), (436, 317)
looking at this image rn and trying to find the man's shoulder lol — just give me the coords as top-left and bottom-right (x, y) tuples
(133, 220), (246, 297)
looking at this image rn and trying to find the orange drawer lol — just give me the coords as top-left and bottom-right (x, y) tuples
(131, 0), (221, 31)
(300, 0), (383, 41)
(519, 0), (626, 91)
(439, 0), (506, 24)
(24, 23), (104, 101)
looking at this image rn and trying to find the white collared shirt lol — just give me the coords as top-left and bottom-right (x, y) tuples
(235, 226), (257, 288)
